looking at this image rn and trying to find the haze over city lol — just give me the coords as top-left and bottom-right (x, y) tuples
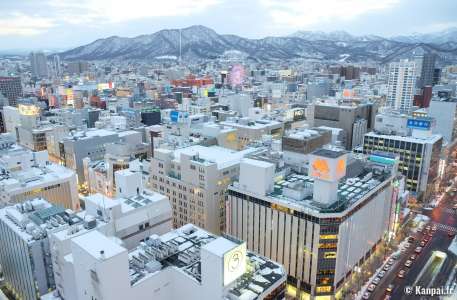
(1, 1), (457, 300)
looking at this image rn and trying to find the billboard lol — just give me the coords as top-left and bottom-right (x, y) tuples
(170, 111), (189, 123)
(170, 111), (180, 122)
(223, 242), (246, 286)
(293, 108), (305, 121)
(407, 118), (431, 130)
(97, 82), (114, 91)
(308, 153), (347, 182)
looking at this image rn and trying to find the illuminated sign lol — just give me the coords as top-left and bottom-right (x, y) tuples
(309, 153), (347, 182)
(223, 242), (246, 286)
(311, 159), (331, 180)
(226, 132), (237, 142)
(336, 159), (345, 177)
(18, 104), (40, 116)
(323, 252), (337, 259)
(97, 82), (114, 91)
(316, 286), (332, 293)
(293, 108), (305, 121)
(170, 111), (189, 123)
(407, 118), (431, 130)
(369, 155), (396, 165)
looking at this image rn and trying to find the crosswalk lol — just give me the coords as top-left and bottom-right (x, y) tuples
(430, 221), (457, 233)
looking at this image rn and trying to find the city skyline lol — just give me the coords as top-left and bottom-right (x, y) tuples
(0, 0), (456, 50)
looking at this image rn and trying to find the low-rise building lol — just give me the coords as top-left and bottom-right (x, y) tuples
(0, 139), (78, 209)
(43, 224), (286, 300)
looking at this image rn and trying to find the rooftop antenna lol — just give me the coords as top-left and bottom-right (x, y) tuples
(179, 28), (182, 65)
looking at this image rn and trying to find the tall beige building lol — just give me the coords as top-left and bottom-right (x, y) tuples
(150, 145), (257, 234)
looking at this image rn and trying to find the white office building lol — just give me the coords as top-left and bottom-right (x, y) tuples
(0, 180), (172, 300)
(363, 115), (443, 200)
(227, 149), (399, 299)
(0, 138), (79, 209)
(387, 60), (417, 114)
(42, 224), (286, 300)
(428, 98), (457, 144)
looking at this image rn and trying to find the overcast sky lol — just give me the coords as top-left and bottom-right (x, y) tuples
(1, 0), (456, 50)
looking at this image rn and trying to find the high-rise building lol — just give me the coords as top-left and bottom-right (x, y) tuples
(414, 53), (436, 88)
(0, 76), (22, 107)
(29, 52), (48, 79)
(387, 60), (416, 114)
(227, 149), (399, 299)
(67, 61), (89, 74)
(53, 54), (61, 76)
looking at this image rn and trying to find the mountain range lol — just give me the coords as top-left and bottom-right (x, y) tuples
(59, 25), (457, 63)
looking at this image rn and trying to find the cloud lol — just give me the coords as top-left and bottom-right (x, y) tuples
(46, 0), (221, 24)
(260, 0), (399, 29)
(0, 13), (55, 36)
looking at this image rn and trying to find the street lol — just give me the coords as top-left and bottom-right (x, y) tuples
(363, 191), (457, 300)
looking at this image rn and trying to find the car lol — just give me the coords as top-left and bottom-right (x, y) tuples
(405, 260), (413, 267)
(372, 277), (381, 285)
(384, 296), (391, 300)
(387, 258), (395, 265)
(383, 264), (391, 271)
(398, 269), (406, 278)
(378, 270), (386, 278)
(367, 284), (376, 292)
(415, 247), (423, 254)
(426, 225), (431, 231)
(420, 241), (426, 246)
(404, 242), (411, 248)
(386, 284), (395, 293)
(424, 237), (429, 242)
(428, 231), (434, 237)
(432, 225), (437, 231)
(408, 236), (415, 242)
(362, 292), (371, 300)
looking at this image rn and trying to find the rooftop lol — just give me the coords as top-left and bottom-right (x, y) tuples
(127, 225), (285, 299)
(168, 145), (258, 169)
(365, 131), (442, 143)
(233, 156), (395, 216)
(73, 230), (125, 260)
(0, 198), (83, 242)
(84, 189), (167, 212)
(311, 148), (345, 159)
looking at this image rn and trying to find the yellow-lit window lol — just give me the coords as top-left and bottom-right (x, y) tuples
(319, 234), (338, 240)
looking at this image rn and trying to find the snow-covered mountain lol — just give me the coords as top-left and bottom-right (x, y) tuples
(59, 25), (457, 63)
(391, 28), (457, 44)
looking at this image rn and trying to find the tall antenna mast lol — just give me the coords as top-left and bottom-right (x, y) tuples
(179, 28), (182, 64)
